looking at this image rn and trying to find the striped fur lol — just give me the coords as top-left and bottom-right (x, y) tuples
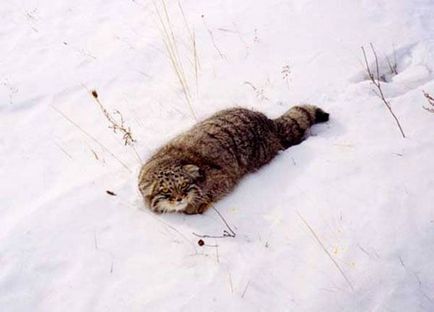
(138, 105), (329, 214)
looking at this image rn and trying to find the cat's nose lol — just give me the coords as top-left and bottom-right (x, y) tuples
(176, 197), (183, 202)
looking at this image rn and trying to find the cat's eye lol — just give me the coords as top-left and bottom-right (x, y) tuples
(161, 186), (169, 193)
(180, 182), (188, 188)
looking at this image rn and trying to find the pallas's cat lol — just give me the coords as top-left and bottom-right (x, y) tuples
(138, 105), (329, 214)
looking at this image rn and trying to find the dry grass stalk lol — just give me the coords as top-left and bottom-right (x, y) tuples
(201, 15), (226, 60)
(362, 43), (406, 138)
(143, 207), (198, 254)
(423, 91), (434, 113)
(51, 105), (132, 172)
(281, 64), (291, 90)
(91, 90), (136, 146)
(54, 142), (73, 160)
(385, 47), (398, 75)
(192, 205), (236, 238)
(90, 90), (142, 163)
(297, 210), (354, 291)
(241, 281), (250, 298)
(154, 0), (197, 119)
(192, 31), (199, 93)
(244, 81), (269, 102)
(178, 1), (200, 93)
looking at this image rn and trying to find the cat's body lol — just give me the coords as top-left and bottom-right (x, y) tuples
(138, 105), (329, 214)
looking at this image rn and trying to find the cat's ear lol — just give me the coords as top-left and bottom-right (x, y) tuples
(139, 181), (156, 196)
(183, 164), (202, 179)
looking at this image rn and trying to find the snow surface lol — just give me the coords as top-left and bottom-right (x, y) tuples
(1, 0), (434, 311)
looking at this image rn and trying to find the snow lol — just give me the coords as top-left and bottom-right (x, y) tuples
(1, 0), (434, 311)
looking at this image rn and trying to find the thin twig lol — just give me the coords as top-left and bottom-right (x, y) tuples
(241, 281), (250, 298)
(148, 210), (198, 254)
(90, 91), (134, 144)
(361, 44), (406, 138)
(297, 210), (354, 291)
(89, 89), (142, 163)
(244, 81), (269, 102)
(51, 105), (132, 173)
(423, 90), (434, 113)
(91, 149), (99, 160)
(385, 45), (398, 75)
(54, 142), (73, 160)
(201, 15), (226, 60)
(192, 205), (236, 238)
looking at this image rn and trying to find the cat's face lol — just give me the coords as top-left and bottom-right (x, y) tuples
(139, 164), (202, 213)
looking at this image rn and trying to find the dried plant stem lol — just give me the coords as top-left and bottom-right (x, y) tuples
(144, 208), (198, 254)
(423, 91), (434, 113)
(178, 1), (200, 94)
(192, 205), (236, 238)
(51, 105), (132, 173)
(54, 142), (73, 160)
(90, 90), (135, 145)
(362, 44), (406, 138)
(89, 90), (142, 163)
(192, 31), (199, 93)
(297, 211), (354, 291)
(385, 47), (398, 75)
(241, 281), (250, 298)
(201, 16), (225, 60)
(154, 0), (197, 120)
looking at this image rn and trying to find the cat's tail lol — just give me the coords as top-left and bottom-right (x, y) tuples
(273, 105), (329, 149)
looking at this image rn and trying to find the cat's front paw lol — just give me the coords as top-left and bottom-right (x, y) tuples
(183, 205), (202, 215)
(183, 203), (210, 215)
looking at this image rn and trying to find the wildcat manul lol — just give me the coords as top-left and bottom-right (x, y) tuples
(138, 105), (329, 214)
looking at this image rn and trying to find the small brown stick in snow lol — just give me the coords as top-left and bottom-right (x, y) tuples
(362, 43), (406, 138)
(423, 91), (434, 113)
(106, 190), (117, 196)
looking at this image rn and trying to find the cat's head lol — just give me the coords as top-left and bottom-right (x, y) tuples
(138, 163), (203, 213)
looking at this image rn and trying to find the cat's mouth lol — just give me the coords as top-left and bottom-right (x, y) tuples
(173, 200), (188, 209)
(155, 198), (188, 213)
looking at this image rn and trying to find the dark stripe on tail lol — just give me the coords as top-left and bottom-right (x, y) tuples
(274, 105), (329, 150)
(294, 106), (314, 125)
